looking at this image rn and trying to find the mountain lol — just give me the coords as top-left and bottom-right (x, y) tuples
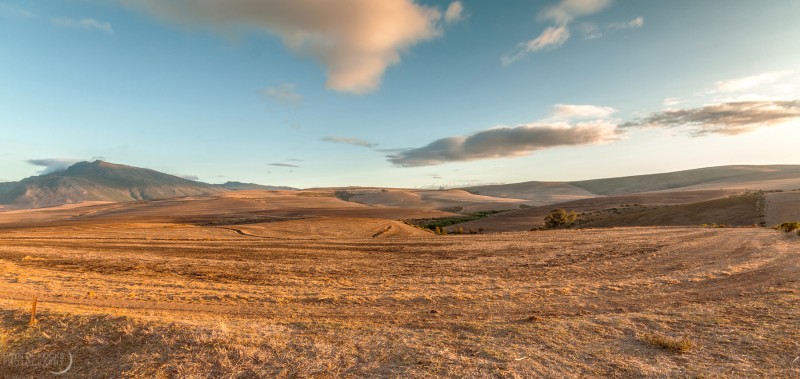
(0, 161), (286, 209)
(213, 181), (296, 191)
(464, 165), (800, 205)
(0, 161), (222, 209)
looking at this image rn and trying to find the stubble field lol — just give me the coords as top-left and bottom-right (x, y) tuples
(0, 223), (797, 378)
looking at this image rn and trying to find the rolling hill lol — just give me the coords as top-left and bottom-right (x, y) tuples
(2, 162), (800, 213)
(463, 165), (800, 204)
(212, 181), (296, 191)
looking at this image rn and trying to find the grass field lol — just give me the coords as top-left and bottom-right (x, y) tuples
(0, 223), (798, 377)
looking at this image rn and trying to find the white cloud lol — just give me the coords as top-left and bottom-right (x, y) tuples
(51, 17), (113, 33)
(663, 97), (683, 106)
(552, 104), (617, 119)
(578, 16), (643, 40)
(263, 83), (301, 104)
(322, 136), (377, 148)
(538, 0), (612, 24)
(388, 121), (619, 167)
(713, 70), (794, 93)
(577, 22), (602, 40)
(444, 1), (464, 24)
(124, 0), (457, 94)
(501, 25), (570, 65)
(26, 158), (81, 174)
(608, 16), (643, 31)
(179, 174), (200, 181)
(526, 25), (571, 52)
(502, 0), (615, 65)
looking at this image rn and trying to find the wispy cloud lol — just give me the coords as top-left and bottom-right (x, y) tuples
(0, 4), (35, 18)
(268, 163), (300, 168)
(502, 25), (570, 65)
(388, 121), (618, 167)
(712, 70), (795, 93)
(322, 136), (377, 148)
(621, 100), (800, 136)
(51, 17), (114, 33)
(179, 174), (200, 181)
(502, 0), (614, 65)
(26, 158), (81, 174)
(663, 97), (683, 107)
(538, 0), (612, 24)
(263, 83), (301, 104)
(608, 16), (643, 31)
(552, 104), (617, 119)
(580, 16), (644, 40)
(444, 1), (464, 24)
(124, 0), (463, 94)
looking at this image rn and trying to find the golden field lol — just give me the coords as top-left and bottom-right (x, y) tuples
(0, 220), (798, 377)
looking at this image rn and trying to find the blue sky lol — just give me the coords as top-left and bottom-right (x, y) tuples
(2, 0), (799, 188)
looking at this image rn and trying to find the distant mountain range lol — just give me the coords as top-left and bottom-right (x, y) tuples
(1, 161), (799, 210)
(0, 161), (294, 209)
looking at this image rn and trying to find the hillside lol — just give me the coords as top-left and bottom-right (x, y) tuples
(448, 190), (739, 232)
(463, 165), (800, 204)
(333, 188), (526, 212)
(213, 181), (296, 191)
(572, 165), (800, 195)
(462, 181), (597, 206)
(578, 194), (764, 228)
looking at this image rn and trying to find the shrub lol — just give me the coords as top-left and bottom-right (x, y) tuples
(778, 222), (800, 233)
(544, 209), (578, 229)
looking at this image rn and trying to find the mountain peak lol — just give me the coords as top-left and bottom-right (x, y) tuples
(0, 161), (296, 209)
(1, 161), (219, 209)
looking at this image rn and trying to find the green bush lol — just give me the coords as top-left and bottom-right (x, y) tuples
(544, 209), (578, 229)
(778, 222), (800, 233)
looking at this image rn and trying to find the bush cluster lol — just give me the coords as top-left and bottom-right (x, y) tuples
(543, 209), (578, 229)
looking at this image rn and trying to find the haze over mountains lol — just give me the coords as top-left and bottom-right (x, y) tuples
(1, 160), (800, 210)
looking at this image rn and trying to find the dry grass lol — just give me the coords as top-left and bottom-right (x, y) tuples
(0, 223), (798, 377)
(639, 333), (694, 353)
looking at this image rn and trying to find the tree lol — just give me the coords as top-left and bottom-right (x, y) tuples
(544, 209), (578, 229)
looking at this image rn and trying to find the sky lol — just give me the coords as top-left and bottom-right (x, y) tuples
(2, 0), (799, 188)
